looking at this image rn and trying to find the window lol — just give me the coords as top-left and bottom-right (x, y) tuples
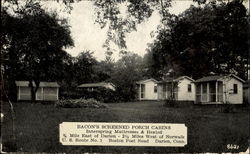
(154, 85), (157, 93)
(187, 84), (192, 92)
(233, 84), (238, 94)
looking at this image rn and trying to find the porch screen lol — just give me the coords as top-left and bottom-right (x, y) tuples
(217, 82), (223, 102)
(209, 81), (223, 102)
(209, 82), (216, 102)
(202, 83), (207, 102)
(163, 84), (166, 92)
(196, 84), (201, 102)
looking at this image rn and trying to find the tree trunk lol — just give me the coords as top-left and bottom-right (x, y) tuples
(1, 63), (16, 150)
(29, 80), (35, 102)
(29, 80), (40, 102)
(160, 0), (166, 29)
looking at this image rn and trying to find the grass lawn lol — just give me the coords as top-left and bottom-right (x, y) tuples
(2, 101), (249, 153)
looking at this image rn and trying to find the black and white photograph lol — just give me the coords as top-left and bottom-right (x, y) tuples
(1, 0), (250, 153)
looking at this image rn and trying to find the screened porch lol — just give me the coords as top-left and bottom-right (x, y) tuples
(196, 81), (223, 103)
(158, 82), (178, 100)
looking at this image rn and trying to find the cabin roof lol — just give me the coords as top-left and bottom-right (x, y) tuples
(78, 82), (115, 88)
(136, 78), (159, 84)
(194, 74), (245, 83)
(15, 81), (60, 87)
(158, 76), (194, 83)
(175, 76), (195, 82)
(194, 75), (223, 83)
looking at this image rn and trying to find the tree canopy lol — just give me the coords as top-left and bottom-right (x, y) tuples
(148, 0), (249, 80)
(93, 0), (172, 56)
(73, 51), (98, 84)
(110, 52), (146, 101)
(2, 0), (249, 102)
(1, 1), (74, 100)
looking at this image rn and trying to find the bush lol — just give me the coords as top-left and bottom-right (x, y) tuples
(55, 98), (108, 108)
(164, 96), (178, 107)
(94, 87), (120, 103)
(60, 87), (120, 103)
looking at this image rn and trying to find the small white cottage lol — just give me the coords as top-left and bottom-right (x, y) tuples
(157, 76), (195, 101)
(78, 82), (116, 91)
(16, 81), (60, 101)
(194, 74), (244, 104)
(136, 78), (159, 100)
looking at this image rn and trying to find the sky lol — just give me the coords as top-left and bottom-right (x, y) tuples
(41, 0), (249, 61)
(40, 0), (195, 61)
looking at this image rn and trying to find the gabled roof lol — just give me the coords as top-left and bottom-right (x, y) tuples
(158, 76), (194, 83)
(15, 81), (60, 87)
(194, 75), (223, 83)
(228, 74), (245, 83)
(136, 78), (159, 84)
(78, 82), (115, 88)
(175, 76), (195, 82)
(194, 74), (245, 83)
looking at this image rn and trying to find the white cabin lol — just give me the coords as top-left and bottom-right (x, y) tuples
(194, 74), (244, 104)
(136, 79), (158, 100)
(16, 81), (59, 101)
(157, 76), (195, 101)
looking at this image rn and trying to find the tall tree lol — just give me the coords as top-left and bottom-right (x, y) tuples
(1, 1), (74, 101)
(148, 0), (249, 80)
(73, 51), (98, 84)
(111, 52), (145, 101)
(3, 0), (172, 59)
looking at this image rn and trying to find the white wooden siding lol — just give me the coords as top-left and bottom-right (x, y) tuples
(18, 87), (59, 101)
(138, 80), (158, 100)
(18, 87), (32, 100)
(177, 78), (195, 101)
(222, 77), (243, 104)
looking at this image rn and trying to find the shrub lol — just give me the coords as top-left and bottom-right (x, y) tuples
(55, 98), (108, 108)
(60, 87), (120, 103)
(164, 96), (178, 107)
(94, 87), (120, 103)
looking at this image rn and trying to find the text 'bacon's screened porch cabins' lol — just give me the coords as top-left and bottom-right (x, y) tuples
(15, 81), (60, 101)
(194, 74), (244, 104)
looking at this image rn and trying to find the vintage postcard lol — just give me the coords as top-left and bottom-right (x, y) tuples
(1, 0), (249, 153)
